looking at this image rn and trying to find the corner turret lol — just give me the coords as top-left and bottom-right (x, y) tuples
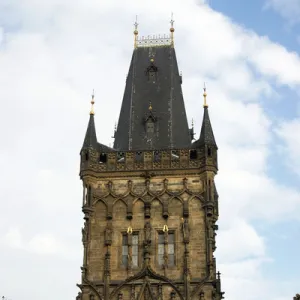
(193, 86), (218, 172)
(81, 93), (97, 150)
(80, 93), (114, 176)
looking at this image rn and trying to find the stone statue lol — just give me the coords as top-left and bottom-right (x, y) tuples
(82, 221), (88, 243)
(76, 292), (82, 300)
(105, 223), (112, 244)
(294, 294), (300, 300)
(144, 221), (152, 244)
(182, 218), (190, 241)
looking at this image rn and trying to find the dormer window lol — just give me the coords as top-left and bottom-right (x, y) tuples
(146, 119), (154, 133)
(145, 60), (158, 82)
(144, 105), (156, 135)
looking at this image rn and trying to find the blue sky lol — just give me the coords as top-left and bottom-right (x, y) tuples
(0, 1), (300, 299)
(214, 0), (300, 289)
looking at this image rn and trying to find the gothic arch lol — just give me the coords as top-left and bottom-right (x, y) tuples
(188, 194), (205, 205)
(93, 199), (107, 219)
(151, 197), (163, 206)
(169, 196), (183, 204)
(110, 266), (184, 300)
(168, 197), (183, 218)
(133, 197), (145, 205)
(112, 199), (127, 221)
(113, 198), (128, 207)
(92, 197), (108, 208)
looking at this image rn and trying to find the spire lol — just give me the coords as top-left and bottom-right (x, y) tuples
(114, 42), (191, 151)
(193, 85), (217, 148)
(170, 13), (175, 47)
(134, 16), (138, 49)
(82, 92), (98, 149)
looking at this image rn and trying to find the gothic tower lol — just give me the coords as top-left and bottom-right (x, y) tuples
(77, 19), (224, 300)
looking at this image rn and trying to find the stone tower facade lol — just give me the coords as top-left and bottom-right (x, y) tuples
(76, 24), (224, 300)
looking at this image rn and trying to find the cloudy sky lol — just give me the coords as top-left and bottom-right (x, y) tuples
(0, 0), (300, 299)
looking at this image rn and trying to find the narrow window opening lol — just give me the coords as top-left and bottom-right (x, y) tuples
(122, 233), (139, 267)
(171, 150), (179, 161)
(154, 151), (161, 162)
(117, 152), (125, 163)
(207, 147), (212, 157)
(190, 149), (197, 160)
(158, 232), (175, 267)
(135, 151), (143, 162)
(99, 153), (107, 163)
(122, 234), (128, 266)
(87, 186), (91, 205)
(132, 234), (139, 267)
(85, 152), (89, 161)
(158, 233), (164, 266)
(168, 233), (175, 267)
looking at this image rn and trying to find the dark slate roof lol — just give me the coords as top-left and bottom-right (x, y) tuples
(82, 114), (97, 149)
(193, 106), (217, 148)
(113, 45), (191, 151)
(82, 114), (114, 152)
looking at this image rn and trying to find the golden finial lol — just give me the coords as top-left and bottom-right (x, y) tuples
(127, 226), (133, 234)
(163, 225), (169, 232)
(134, 15), (139, 49)
(170, 12), (175, 47)
(90, 89), (95, 115)
(203, 83), (208, 108)
(149, 102), (152, 111)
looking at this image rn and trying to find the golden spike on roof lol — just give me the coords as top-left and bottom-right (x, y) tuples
(149, 102), (153, 111)
(134, 15), (139, 49)
(90, 90), (95, 115)
(203, 83), (208, 108)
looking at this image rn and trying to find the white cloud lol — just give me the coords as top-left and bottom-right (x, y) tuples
(2, 227), (76, 258)
(265, 0), (300, 24)
(217, 218), (266, 263)
(0, 0), (299, 300)
(3, 228), (23, 248)
(275, 118), (300, 176)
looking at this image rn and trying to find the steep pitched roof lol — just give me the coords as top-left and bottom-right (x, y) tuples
(113, 45), (191, 151)
(193, 106), (217, 148)
(82, 114), (113, 152)
(82, 114), (97, 149)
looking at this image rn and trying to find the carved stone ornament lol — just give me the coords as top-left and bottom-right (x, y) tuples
(89, 294), (95, 300)
(294, 294), (300, 300)
(182, 218), (190, 242)
(144, 221), (152, 244)
(82, 221), (88, 244)
(76, 292), (82, 300)
(105, 223), (113, 245)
